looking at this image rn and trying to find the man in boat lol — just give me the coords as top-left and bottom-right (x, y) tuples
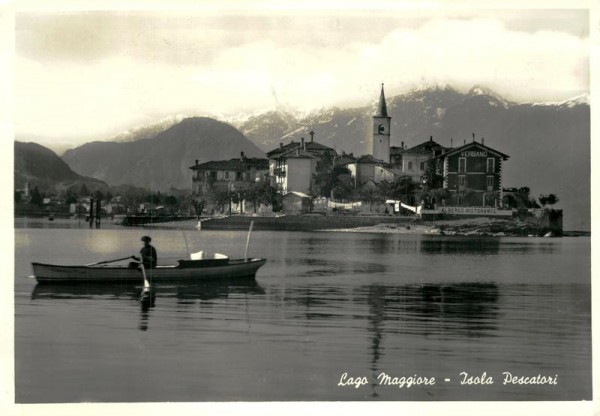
(135, 236), (157, 269)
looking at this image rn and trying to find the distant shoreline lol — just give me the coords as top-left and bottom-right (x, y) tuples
(130, 215), (587, 237)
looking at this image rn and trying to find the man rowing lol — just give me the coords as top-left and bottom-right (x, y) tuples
(134, 235), (157, 269)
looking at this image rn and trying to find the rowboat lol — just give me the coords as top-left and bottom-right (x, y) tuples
(32, 257), (267, 284)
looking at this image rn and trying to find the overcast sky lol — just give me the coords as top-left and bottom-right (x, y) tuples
(15, 6), (590, 148)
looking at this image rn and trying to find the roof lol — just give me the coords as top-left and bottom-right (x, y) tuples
(267, 140), (336, 159)
(335, 154), (357, 166)
(285, 151), (318, 160)
(190, 157), (269, 171)
(439, 141), (509, 160)
(402, 139), (447, 155)
(283, 191), (311, 198)
(390, 146), (404, 155)
(356, 154), (384, 164)
(374, 84), (389, 118)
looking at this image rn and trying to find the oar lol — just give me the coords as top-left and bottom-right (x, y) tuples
(182, 230), (190, 257)
(244, 220), (254, 261)
(85, 256), (136, 267)
(139, 262), (151, 291)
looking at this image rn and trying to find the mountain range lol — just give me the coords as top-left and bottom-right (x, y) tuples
(14, 141), (107, 193)
(61, 117), (265, 191)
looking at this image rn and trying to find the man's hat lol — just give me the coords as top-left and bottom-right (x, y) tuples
(141, 236), (152, 242)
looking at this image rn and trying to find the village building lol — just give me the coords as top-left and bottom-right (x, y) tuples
(393, 137), (448, 183)
(436, 140), (509, 207)
(345, 154), (399, 186)
(266, 132), (337, 194)
(281, 191), (313, 214)
(190, 152), (269, 196)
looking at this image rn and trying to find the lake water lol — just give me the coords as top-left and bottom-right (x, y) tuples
(14, 219), (591, 402)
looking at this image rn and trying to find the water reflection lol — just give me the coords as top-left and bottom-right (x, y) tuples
(31, 277), (265, 332)
(139, 288), (156, 331)
(420, 236), (557, 255)
(284, 257), (386, 277)
(420, 238), (501, 255)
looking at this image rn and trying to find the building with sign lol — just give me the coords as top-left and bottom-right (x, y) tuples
(435, 141), (509, 207)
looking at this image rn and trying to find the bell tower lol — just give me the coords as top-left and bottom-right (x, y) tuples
(372, 83), (391, 163)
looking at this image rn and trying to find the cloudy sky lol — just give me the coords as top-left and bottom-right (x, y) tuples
(14, 3), (590, 149)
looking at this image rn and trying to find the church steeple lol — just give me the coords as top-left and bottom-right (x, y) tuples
(375, 83), (389, 118)
(372, 83), (391, 163)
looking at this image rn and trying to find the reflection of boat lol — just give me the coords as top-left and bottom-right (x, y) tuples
(32, 257), (267, 284)
(31, 276), (265, 301)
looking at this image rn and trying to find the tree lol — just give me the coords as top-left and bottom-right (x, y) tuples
(539, 193), (559, 208)
(422, 159), (443, 190)
(312, 156), (349, 197)
(30, 186), (43, 206)
(93, 190), (104, 201)
(79, 183), (89, 198)
(331, 181), (356, 201)
(245, 181), (278, 213)
(191, 198), (204, 219)
(518, 186), (530, 195)
(206, 187), (230, 213)
(65, 188), (78, 204)
(359, 184), (383, 212)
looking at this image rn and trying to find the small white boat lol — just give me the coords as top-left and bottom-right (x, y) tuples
(32, 257), (267, 284)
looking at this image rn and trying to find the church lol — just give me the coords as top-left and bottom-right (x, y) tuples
(363, 84), (510, 208)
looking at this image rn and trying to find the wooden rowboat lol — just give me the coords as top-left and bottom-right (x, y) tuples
(32, 257), (267, 284)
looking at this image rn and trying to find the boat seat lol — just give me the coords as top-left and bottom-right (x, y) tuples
(190, 250), (204, 260)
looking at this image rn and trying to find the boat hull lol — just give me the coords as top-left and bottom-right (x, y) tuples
(32, 258), (267, 284)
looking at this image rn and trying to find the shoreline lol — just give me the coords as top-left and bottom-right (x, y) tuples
(129, 215), (587, 237)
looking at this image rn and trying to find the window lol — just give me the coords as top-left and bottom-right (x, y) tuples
(408, 161), (413, 170)
(458, 157), (466, 173)
(420, 161), (426, 171)
(458, 175), (466, 190)
(487, 158), (495, 173)
(487, 176), (494, 191)
(225, 171), (230, 179)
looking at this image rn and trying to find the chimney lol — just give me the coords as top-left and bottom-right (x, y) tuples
(279, 142), (283, 148)
(310, 130), (315, 142)
(472, 132), (475, 142)
(195, 159), (198, 165)
(301, 137), (305, 150)
(464, 139), (466, 145)
(240, 151), (245, 160)
(430, 136), (433, 142)
(482, 137), (485, 145)
(450, 138), (453, 148)
(401, 141), (404, 149)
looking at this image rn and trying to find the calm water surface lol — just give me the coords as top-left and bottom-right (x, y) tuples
(14, 219), (591, 402)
